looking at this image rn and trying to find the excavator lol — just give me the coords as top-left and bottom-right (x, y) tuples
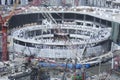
(0, 0), (19, 61)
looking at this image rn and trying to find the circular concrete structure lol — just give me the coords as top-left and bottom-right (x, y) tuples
(8, 7), (112, 60)
(12, 20), (111, 59)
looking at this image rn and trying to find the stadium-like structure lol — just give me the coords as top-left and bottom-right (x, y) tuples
(9, 6), (113, 63)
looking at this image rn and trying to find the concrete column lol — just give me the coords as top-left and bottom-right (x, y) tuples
(7, 0), (11, 5)
(97, 0), (100, 7)
(94, 0), (97, 6)
(20, 0), (24, 5)
(101, 0), (103, 7)
(12, 0), (15, 4)
(1, 0), (6, 5)
(89, 0), (93, 6)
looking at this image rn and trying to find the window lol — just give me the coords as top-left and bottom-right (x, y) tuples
(77, 30), (82, 34)
(51, 29), (54, 34)
(36, 30), (41, 36)
(28, 31), (34, 37)
(19, 41), (25, 46)
(64, 13), (74, 19)
(107, 21), (112, 27)
(26, 42), (35, 47)
(101, 19), (106, 25)
(76, 22), (83, 25)
(62, 29), (67, 33)
(76, 14), (84, 20)
(85, 15), (94, 21)
(86, 23), (93, 26)
(13, 39), (18, 44)
(96, 25), (99, 28)
(51, 13), (62, 19)
(95, 17), (100, 23)
(69, 29), (76, 34)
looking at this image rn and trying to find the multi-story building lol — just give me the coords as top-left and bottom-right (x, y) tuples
(1, 0), (120, 8)
(111, 19), (120, 50)
(0, 0), (29, 6)
(1, 0), (120, 61)
(86, 0), (120, 9)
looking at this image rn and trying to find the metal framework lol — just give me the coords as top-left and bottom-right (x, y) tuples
(0, 0), (19, 61)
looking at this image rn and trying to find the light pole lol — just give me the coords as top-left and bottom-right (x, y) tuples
(98, 58), (101, 80)
(111, 52), (114, 69)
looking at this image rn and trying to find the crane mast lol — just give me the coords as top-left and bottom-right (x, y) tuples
(0, 0), (19, 61)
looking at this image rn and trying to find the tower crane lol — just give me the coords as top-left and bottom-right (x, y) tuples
(0, 0), (19, 61)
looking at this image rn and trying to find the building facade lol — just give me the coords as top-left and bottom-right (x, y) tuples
(1, 0), (120, 8)
(0, 0), (29, 5)
(86, 0), (120, 9)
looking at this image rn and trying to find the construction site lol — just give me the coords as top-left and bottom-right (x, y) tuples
(0, 0), (120, 80)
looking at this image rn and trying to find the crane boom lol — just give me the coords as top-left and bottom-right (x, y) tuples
(3, 0), (19, 23)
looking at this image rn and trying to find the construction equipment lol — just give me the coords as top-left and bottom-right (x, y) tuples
(0, 0), (19, 61)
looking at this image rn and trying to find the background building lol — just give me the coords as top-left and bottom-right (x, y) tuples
(1, 0), (120, 8)
(86, 0), (120, 9)
(0, 0), (29, 6)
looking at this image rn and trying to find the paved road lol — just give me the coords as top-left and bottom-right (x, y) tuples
(86, 62), (120, 80)
(86, 62), (111, 76)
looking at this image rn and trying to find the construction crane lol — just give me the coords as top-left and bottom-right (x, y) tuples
(0, 0), (19, 61)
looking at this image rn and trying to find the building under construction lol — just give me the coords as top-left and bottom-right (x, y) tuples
(0, 0), (120, 80)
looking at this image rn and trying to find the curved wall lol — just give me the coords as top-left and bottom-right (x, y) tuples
(13, 40), (110, 58)
(9, 12), (112, 58)
(8, 13), (112, 29)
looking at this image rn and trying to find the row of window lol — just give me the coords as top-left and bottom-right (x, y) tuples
(23, 29), (93, 38)
(8, 13), (112, 29)
(13, 39), (97, 49)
